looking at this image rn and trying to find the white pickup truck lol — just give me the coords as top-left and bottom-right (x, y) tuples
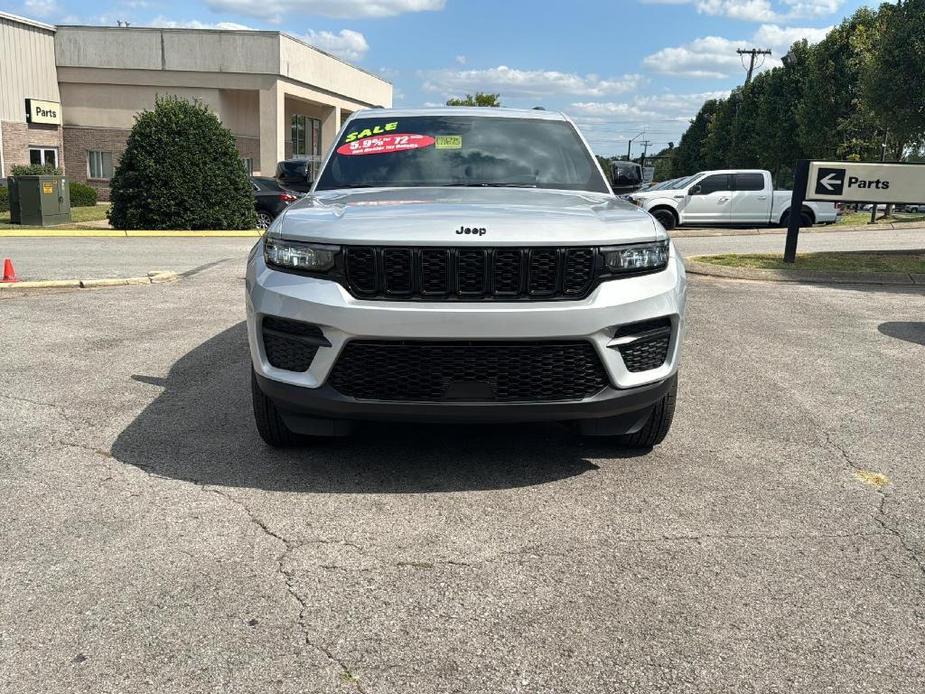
(625, 169), (838, 230)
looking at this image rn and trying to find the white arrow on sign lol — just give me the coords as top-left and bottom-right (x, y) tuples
(819, 173), (842, 191)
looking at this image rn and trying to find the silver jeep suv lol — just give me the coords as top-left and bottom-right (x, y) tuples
(246, 108), (687, 447)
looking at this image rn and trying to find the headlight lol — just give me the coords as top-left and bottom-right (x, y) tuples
(602, 241), (669, 273)
(264, 238), (338, 272)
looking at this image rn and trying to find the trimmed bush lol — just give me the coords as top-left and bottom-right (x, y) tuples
(69, 181), (98, 207)
(108, 95), (255, 230)
(11, 163), (62, 176)
(0, 185), (8, 213)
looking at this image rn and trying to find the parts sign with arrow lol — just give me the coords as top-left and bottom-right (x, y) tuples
(806, 161), (925, 204)
(814, 168), (845, 196)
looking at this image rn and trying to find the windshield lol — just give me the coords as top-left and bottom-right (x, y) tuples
(315, 115), (609, 193)
(662, 175), (697, 190)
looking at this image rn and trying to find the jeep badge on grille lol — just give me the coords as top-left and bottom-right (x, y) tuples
(456, 226), (487, 236)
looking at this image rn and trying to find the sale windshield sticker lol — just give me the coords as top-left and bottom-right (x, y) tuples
(337, 134), (436, 156)
(343, 121), (399, 143)
(435, 135), (462, 149)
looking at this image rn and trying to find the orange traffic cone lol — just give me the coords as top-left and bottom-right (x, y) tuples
(2, 258), (19, 283)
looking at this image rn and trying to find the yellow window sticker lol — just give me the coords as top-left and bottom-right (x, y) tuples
(435, 135), (462, 149)
(343, 121), (399, 143)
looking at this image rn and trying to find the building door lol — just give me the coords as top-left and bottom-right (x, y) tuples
(29, 147), (58, 168)
(290, 114), (322, 178)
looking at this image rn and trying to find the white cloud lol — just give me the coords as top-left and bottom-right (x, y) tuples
(643, 24), (829, 78)
(455, 55), (467, 65)
(752, 22), (832, 47)
(422, 66), (644, 98)
(781, 0), (841, 18)
(643, 36), (760, 78)
(567, 92), (734, 153)
(297, 29), (369, 61)
(696, 0), (777, 21)
(205, 0), (444, 22)
(24, 0), (60, 17)
(570, 91), (732, 121)
(640, 0), (843, 21)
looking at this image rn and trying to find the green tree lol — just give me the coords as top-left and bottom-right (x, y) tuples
(672, 99), (720, 176)
(797, 8), (881, 160)
(863, 0), (925, 157)
(108, 95), (255, 230)
(651, 147), (674, 181)
(701, 96), (737, 169)
(446, 92), (502, 107)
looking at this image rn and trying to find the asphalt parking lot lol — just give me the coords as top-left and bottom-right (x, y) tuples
(1, 242), (924, 692)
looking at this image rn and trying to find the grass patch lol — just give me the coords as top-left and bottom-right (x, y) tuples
(696, 251), (925, 274)
(837, 211), (925, 226)
(0, 204), (110, 228)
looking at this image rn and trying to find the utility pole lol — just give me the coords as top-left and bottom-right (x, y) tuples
(625, 132), (645, 161)
(737, 48), (771, 84)
(638, 140), (652, 168)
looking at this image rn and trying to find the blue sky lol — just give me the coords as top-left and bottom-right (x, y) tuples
(5, 0), (875, 156)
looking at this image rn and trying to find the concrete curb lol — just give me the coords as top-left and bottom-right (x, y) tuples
(0, 271), (178, 291)
(686, 258), (923, 286)
(670, 221), (925, 238)
(0, 229), (264, 238)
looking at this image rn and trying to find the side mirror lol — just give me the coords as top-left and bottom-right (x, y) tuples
(611, 162), (643, 194)
(689, 184), (702, 196)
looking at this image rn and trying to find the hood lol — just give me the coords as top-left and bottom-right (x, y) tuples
(269, 187), (662, 246)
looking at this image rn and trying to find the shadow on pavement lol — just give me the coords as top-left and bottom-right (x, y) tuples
(878, 321), (925, 346)
(111, 322), (628, 493)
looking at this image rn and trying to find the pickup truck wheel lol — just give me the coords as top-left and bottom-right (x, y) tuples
(614, 375), (678, 449)
(781, 210), (813, 227)
(251, 369), (300, 447)
(651, 208), (676, 231)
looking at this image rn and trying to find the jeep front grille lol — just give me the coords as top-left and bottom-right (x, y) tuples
(344, 246), (598, 300)
(329, 340), (609, 402)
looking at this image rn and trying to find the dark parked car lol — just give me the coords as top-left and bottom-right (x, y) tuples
(251, 177), (300, 230)
(274, 159), (314, 193)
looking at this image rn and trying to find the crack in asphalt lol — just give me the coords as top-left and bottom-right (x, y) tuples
(823, 430), (925, 582)
(201, 486), (369, 694)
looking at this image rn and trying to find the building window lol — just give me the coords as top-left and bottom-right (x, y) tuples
(290, 114), (321, 158)
(29, 147), (58, 168)
(87, 150), (114, 180)
(241, 157), (254, 175)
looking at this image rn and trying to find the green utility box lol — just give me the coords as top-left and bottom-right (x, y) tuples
(7, 175), (71, 226)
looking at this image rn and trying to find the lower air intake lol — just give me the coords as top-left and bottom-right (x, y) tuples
(329, 340), (609, 402)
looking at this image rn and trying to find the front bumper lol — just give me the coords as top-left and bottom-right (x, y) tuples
(245, 240), (687, 421)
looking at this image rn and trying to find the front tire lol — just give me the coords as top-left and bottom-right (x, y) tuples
(256, 212), (273, 231)
(614, 375), (678, 449)
(251, 369), (299, 447)
(651, 208), (677, 231)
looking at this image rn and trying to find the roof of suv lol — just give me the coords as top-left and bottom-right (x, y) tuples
(347, 107), (568, 121)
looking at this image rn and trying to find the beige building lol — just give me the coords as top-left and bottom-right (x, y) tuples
(0, 13), (63, 176)
(1, 12), (392, 199)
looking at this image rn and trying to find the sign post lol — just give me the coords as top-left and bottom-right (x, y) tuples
(785, 159), (925, 263)
(784, 159), (809, 263)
